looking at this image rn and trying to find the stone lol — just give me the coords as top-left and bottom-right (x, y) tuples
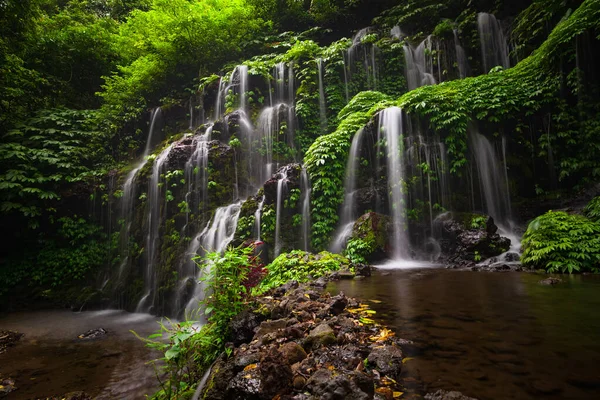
(77, 328), (107, 340)
(355, 263), (372, 277)
(280, 342), (307, 365)
(350, 212), (392, 262)
(259, 347), (293, 398)
(0, 330), (23, 354)
(539, 277), (562, 285)
(425, 390), (478, 400)
(229, 310), (264, 346)
(328, 293), (348, 316)
(306, 368), (372, 400)
(254, 319), (288, 340)
(366, 344), (403, 379)
(304, 323), (336, 350)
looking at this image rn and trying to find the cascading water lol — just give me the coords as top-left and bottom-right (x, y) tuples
(317, 58), (328, 133)
(118, 108), (162, 282)
(183, 202), (242, 319)
(404, 36), (438, 91)
(274, 170), (288, 257)
(214, 77), (226, 121)
(136, 143), (175, 313)
(347, 28), (378, 90)
(183, 129), (212, 229)
(380, 108), (410, 260)
(330, 128), (365, 253)
(477, 13), (510, 73)
(254, 196), (265, 240)
(238, 65), (249, 112)
(454, 29), (470, 79)
(300, 168), (311, 251)
(470, 132), (512, 225)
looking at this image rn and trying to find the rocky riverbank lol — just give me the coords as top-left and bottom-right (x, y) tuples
(200, 274), (477, 400)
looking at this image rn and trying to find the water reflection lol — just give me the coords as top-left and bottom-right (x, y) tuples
(330, 269), (600, 399)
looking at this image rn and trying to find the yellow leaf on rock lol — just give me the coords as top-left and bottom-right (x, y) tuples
(244, 374), (252, 379)
(243, 363), (258, 371)
(393, 391), (404, 398)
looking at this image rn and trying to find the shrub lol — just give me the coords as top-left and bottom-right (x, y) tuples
(583, 196), (600, 223)
(521, 211), (600, 273)
(255, 250), (352, 294)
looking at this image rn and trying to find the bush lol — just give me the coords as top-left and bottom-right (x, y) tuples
(583, 196), (600, 223)
(521, 211), (600, 273)
(139, 244), (264, 399)
(255, 250), (352, 294)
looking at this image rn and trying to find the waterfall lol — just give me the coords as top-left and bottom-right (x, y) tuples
(470, 132), (512, 225)
(274, 170), (288, 257)
(183, 128), (212, 229)
(238, 65), (249, 112)
(184, 202), (242, 319)
(287, 62), (295, 104)
(136, 143), (175, 313)
(317, 58), (327, 133)
(454, 29), (470, 79)
(274, 62), (285, 104)
(300, 168), (311, 251)
(391, 26), (405, 40)
(380, 108), (410, 260)
(214, 77), (226, 121)
(256, 105), (281, 186)
(118, 108), (162, 281)
(330, 128), (365, 253)
(404, 36), (438, 91)
(477, 13), (510, 73)
(346, 28), (378, 91)
(254, 196), (265, 240)
(342, 51), (350, 103)
(189, 98), (194, 130)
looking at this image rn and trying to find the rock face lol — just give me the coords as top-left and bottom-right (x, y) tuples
(0, 330), (23, 354)
(439, 212), (511, 268)
(350, 212), (392, 262)
(201, 282), (407, 400)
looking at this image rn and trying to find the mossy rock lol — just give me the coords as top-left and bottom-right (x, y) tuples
(349, 212), (391, 262)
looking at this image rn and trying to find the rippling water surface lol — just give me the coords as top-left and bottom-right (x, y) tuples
(330, 269), (600, 400)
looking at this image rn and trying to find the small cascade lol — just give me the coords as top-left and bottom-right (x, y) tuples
(136, 143), (175, 313)
(214, 77), (226, 121)
(254, 196), (265, 240)
(189, 97), (194, 130)
(380, 107), (410, 260)
(287, 62), (295, 105)
(477, 13), (510, 73)
(118, 108), (162, 281)
(404, 36), (438, 91)
(255, 105), (281, 185)
(390, 26), (406, 40)
(274, 62), (286, 104)
(183, 202), (242, 319)
(453, 29), (470, 79)
(183, 128), (212, 229)
(405, 134), (450, 234)
(347, 28), (379, 90)
(238, 65), (249, 112)
(342, 51), (350, 103)
(317, 58), (327, 133)
(330, 128), (365, 252)
(274, 170), (288, 257)
(470, 132), (512, 225)
(300, 167), (311, 251)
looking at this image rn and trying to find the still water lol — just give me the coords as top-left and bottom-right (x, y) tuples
(0, 310), (163, 399)
(330, 269), (600, 400)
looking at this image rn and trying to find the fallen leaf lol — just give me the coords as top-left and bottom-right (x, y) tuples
(393, 391), (404, 398)
(243, 363), (258, 371)
(369, 299), (382, 304)
(244, 374), (252, 379)
(402, 357), (414, 364)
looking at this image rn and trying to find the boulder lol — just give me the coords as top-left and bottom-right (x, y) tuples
(303, 323), (336, 350)
(349, 212), (392, 262)
(229, 310), (264, 346)
(366, 344), (403, 379)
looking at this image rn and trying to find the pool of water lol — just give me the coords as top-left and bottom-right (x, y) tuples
(329, 268), (600, 400)
(0, 310), (164, 399)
